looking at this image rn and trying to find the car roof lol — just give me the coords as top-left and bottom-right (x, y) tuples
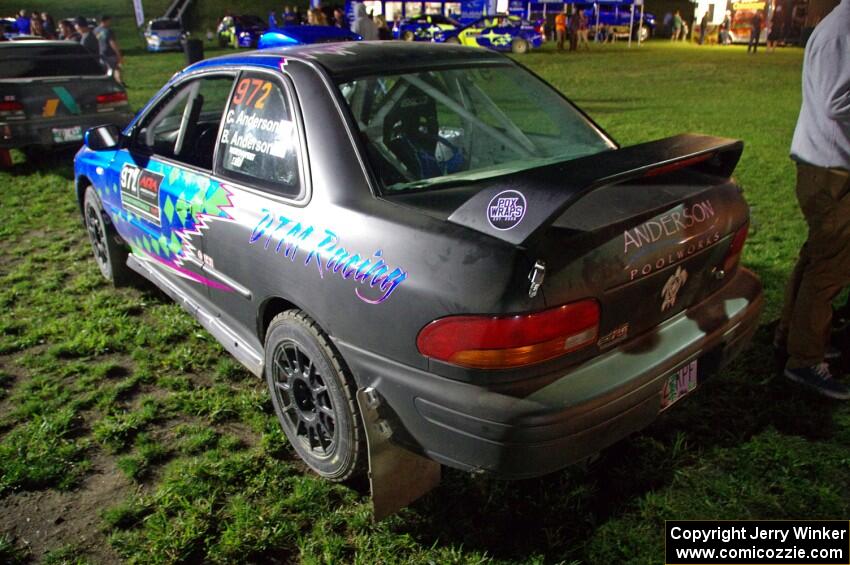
(0, 39), (84, 48)
(199, 42), (508, 80)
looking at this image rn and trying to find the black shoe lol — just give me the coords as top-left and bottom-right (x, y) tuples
(785, 363), (850, 400)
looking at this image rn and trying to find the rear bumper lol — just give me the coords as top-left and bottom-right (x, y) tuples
(336, 267), (763, 479)
(0, 111), (134, 150)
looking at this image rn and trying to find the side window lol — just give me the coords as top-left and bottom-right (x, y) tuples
(135, 74), (234, 170)
(217, 72), (302, 198)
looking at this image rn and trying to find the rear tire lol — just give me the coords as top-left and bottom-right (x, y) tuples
(511, 38), (529, 54)
(264, 310), (366, 481)
(444, 36), (460, 44)
(402, 30), (415, 41)
(83, 186), (134, 287)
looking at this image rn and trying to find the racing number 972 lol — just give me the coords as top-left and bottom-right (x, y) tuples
(232, 77), (272, 109)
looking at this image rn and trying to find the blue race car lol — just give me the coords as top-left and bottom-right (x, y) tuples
(441, 15), (543, 54)
(258, 25), (361, 48)
(218, 14), (268, 48)
(392, 14), (459, 41)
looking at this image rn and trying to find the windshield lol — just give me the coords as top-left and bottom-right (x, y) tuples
(0, 44), (106, 78)
(338, 64), (614, 192)
(151, 20), (180, 30)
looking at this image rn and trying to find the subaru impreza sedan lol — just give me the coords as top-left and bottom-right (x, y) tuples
(1, 41), (132, 160)
(74, 42), (762, 508)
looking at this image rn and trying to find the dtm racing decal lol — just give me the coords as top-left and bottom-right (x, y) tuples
(250, 210), (408, 305)
(120, 164), (164, 227)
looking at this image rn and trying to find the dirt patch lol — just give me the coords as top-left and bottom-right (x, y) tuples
(0, 454), (131, 563)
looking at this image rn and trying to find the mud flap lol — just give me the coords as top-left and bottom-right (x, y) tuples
(356, 387), (441, 521)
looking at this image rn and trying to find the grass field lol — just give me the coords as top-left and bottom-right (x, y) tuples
(2, 40), (850, 564)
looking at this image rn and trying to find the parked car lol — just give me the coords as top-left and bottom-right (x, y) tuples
(144, 18), (185, 52)
(74, 43), (762, 510)
(258, 25), (361, 48)
(218, 14), (268, 48)
(582, 3), (656, 40)
(1, 17), (17, 39)
(441, 14), (543, 53)
(393, 14), (459, 41)
(0, 41), (132, 161)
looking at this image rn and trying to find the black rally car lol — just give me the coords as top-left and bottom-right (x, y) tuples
(75, 43), (762, 510)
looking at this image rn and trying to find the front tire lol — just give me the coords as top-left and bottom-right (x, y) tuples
(402, 30), (415, 41)
(511, 38), (529, 54)
(265, 310), (366, 481)
(83, 186), (134, 286)
(444, 36), (460, 44)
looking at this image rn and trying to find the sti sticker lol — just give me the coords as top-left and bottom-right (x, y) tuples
(487, 190), (526, 231)
(120, 164), (163, 226)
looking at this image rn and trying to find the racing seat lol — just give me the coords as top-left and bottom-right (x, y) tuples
(383, 86), (441, 180)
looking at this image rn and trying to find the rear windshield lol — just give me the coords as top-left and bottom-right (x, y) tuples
(0, 44), (106, 79)
(151, 20), (180, 30)
(338, 63), (614, 193)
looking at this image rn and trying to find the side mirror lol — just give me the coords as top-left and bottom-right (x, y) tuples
(84, 124), (122, 151)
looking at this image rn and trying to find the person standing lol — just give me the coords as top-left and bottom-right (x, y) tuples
(778, 0), (850, 398)
(333, 7), (346, 28)
(568, 8), (579, 51)
(698, 10), (709, 44)
(375, 15), (391, 39)
(578, 10), (590, 49)
(29, 12), (44, 37)
(671, 10), (682, 41)
(555, 10), (566, 51)
(767, 4), (783, 52)
(59, 19), (79, 41)
(14, 9), (30, 35)
(719, 11), (731, 44)
(41, 12), (56, 38)
(95, 16), (123, 85)
(351, 4), (377, 40)
(75, 17), (98, 55)
(747, 10), (762, 53)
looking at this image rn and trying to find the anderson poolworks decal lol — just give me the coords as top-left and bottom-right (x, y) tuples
(120, 164), (164, 226)
(487, 190), (527, 231)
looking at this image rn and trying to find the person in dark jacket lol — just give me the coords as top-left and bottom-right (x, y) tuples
(698, 10), (709, 44)
(75, 16), (98, 55)
(41, 12), (56, 38)
(747, 10), (762, 53)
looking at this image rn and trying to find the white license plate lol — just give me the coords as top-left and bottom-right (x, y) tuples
(51, 126), (83, 143)
(660, 358), (698, 411)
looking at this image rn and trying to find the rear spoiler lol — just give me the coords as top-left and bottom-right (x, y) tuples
(446, 134), (743, 245)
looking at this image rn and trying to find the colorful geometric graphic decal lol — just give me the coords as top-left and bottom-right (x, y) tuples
(108, 166), (237, 292)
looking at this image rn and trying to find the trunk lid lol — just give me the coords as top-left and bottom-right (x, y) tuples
(385, 133), (749, 341)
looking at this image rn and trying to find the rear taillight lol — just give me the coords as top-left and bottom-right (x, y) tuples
(96, 91), (128, 111)
(535, 24), (543, 34)
(723, 223), (749, 273)
(416, 299), (600, 369)
(0, 100), (25, 120)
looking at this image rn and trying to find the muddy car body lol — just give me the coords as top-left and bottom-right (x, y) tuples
(74, 43), (762, 505)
